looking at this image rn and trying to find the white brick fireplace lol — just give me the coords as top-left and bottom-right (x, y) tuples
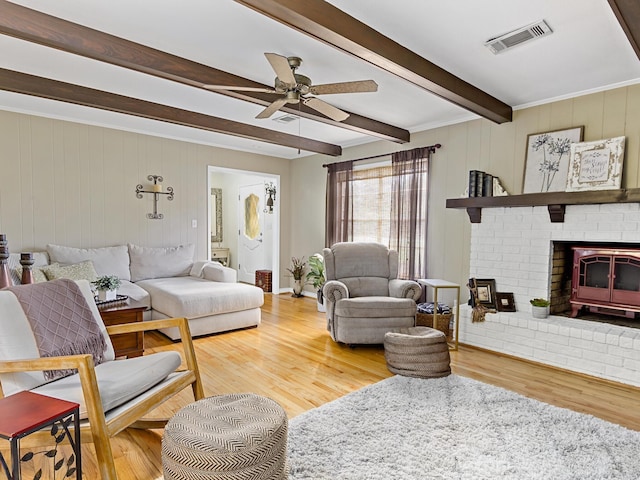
(458, 202), (640, 387)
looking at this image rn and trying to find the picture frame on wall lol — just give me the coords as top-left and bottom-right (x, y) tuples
(495, 292), (516, 312)
(565, 136), (625, 192)
(522, 126), (584, 194)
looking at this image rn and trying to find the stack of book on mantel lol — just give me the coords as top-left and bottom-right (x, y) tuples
(468, 170), (494, 197)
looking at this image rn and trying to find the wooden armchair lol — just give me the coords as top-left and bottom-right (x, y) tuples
(0, 279), (204, 480)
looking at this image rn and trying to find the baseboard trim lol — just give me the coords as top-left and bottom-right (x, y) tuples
(458, 342), (640, 393)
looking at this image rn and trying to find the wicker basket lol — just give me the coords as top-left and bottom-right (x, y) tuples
(416, 312), (452, 337)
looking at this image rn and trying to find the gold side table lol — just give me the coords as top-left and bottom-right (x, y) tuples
(418, 279), (460, 350)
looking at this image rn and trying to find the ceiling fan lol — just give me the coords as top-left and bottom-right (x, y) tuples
(203, 53), (378, 122)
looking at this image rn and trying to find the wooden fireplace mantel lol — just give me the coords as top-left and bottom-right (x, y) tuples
(446, 188), (640, 223)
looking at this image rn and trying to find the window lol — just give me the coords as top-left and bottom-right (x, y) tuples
(351, 165), (393, 244)
(326, 146), (434, 279)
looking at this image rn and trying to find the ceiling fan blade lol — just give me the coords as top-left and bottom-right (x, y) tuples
(309, 80), (378, 95)
(202, 85), (277, 93)
(256, 97), (289, 119)
(264, 53), (296, 87)
(303, 97), (349, 122)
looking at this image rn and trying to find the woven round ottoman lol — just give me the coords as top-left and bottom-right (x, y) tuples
(162, 393), (288, 480)
(384, 326), (451, 378)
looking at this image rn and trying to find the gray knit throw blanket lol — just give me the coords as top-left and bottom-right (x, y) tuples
(7, 278), (106, 380)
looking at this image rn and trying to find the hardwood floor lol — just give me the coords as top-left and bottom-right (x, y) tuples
(10, 293), (640, 479)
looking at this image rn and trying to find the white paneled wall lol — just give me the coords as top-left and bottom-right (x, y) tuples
(0, 111), (291, 278)
(460, 203), (640, 386)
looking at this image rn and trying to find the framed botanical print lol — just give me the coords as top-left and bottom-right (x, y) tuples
(522, 126), (584, 193)
(565, 136), (625, 192)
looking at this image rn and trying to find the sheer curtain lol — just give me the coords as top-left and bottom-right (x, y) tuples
(325, 160), (354, 247)
(390, 147), (431, 280)
(325, 146), (432, 280)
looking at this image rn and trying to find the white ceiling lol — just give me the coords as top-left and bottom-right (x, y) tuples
(2, 0), (640, 159)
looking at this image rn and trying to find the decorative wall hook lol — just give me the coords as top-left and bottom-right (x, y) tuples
(264, 181), (276, 214)
(135, 175), (174, 219)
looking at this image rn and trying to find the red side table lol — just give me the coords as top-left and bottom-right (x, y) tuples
(0, 391), (81, 480)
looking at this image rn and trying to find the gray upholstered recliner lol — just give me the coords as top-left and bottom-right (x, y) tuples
(322, 242), (422, 345)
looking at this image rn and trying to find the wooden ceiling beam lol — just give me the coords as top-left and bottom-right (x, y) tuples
(235, 0), (513, 124)
(0, 68), (342, 156)
(0, 0), (409, 144)
(607, 0), (640, 60)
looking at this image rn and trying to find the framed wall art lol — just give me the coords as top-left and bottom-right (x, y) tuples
(469, 278), (496, 309)
(210, 188), (223, 243)
(495, 292), (516, 312)
(565, 136), (625, 192)
(522, 126), (584, 193)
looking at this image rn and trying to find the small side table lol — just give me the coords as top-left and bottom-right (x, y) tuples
(0, 391), (81, 480)
(211, 247), (230, 266)
(417, 279), (460, 351)
(98, 300), (148, 358)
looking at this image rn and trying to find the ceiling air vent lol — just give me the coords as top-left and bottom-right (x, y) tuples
(273, 114), (299, 124)
(484, 20), (552, 54)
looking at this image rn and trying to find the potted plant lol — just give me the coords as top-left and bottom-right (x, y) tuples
(530, 297), (550, 319)
(92, 275), (122, 301)
(287, 256), (306, 297)
(306, 253), (325, 312)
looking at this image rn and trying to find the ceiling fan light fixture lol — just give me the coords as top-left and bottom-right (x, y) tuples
(286, 90), (301, 103)
(213, 52), (373, 122)
(485, 20), (553, 54)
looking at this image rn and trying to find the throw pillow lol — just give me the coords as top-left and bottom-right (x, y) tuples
(202, 263), (235, 283)
(14, 265), (49, 283)
(41, 261), (98, 282)
(7, 252), (50, 285)
(128, 244), (194, 282)
(46, 244), (131, 281)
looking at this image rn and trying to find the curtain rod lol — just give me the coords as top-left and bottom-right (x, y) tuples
(322, 143), (441, 168)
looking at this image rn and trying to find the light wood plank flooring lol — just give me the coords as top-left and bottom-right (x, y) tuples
(9, 293), (640, 479)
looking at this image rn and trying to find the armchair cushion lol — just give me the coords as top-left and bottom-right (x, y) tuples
(334, 296), (417, 318)
(389, 279), (422, 301)
(339, 277), (390, 298)
(323, 280), (349, 303)
(326, 242), (395, 280)
(32, 351), (181, 419)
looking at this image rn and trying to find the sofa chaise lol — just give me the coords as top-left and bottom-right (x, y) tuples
(8, 243), (264, 340)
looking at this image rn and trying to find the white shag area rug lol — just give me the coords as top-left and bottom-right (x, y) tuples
(287, 375), (640, 479)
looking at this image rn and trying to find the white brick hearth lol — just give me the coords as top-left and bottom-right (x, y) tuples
(458, 202), (640, 387)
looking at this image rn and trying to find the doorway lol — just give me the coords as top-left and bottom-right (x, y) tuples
(208, 166), (280, 293)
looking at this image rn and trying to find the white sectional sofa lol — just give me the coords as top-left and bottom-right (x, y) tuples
(8, 243), (264, 340)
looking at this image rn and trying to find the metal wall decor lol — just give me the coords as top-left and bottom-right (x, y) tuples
(135, 175), (174, 219)
(264, 181), (276, 214)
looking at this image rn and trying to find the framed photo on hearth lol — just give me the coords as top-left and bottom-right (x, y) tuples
(472, 278), (497, 309)
(522, 126), (584, 194)
(495, 292), (516, 312)
(565, 136), (625, 192)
